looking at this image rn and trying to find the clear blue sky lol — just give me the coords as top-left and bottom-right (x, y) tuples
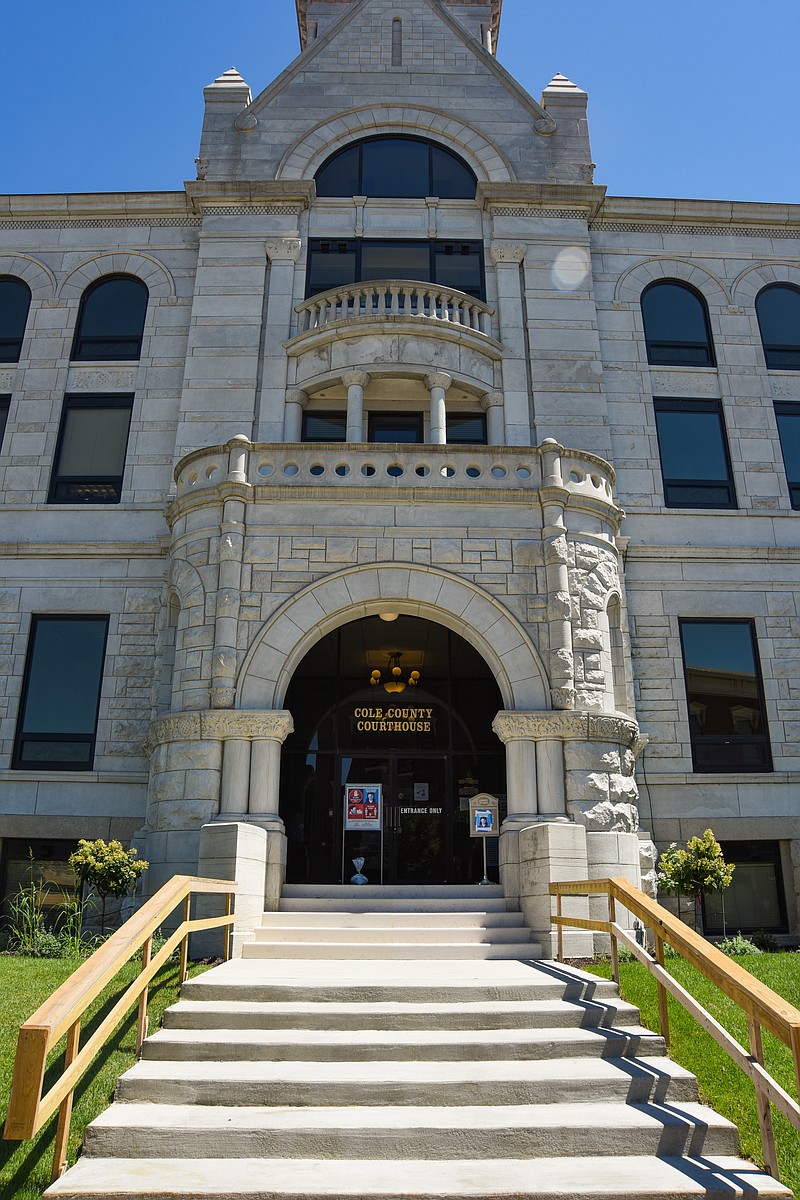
(3, 0), (799, 203)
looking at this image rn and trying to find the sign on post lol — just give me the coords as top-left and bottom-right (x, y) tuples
(344, 784), (382, 831)
(468, 793), (499, 885)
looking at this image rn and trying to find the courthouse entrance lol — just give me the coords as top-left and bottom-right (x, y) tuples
(280, 616), (505, 884)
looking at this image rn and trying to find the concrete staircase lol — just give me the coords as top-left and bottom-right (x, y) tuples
(241, 885), (542, 960)
(47, 887), (791, 1199)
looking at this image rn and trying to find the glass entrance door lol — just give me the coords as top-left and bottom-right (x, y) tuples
(341, 754), (447, 884)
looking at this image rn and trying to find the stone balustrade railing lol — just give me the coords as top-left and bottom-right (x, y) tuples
(173, 439), (618, 513)
(295, 280), (495, 337)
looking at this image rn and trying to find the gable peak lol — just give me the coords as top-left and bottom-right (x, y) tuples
(296, 0), (503, 54)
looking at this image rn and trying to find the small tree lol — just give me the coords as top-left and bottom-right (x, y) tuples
(68, 839), (149, 934)
(657, 829), (734, 935)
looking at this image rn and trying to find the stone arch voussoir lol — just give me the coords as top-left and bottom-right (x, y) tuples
(58, 252), (175, 301)
(614, 257), (731, 306)
(731, 261), (800, 304)
(0, 254), (57, 300)
(237, 563), (548, 710)
(277, 105), (514, 184)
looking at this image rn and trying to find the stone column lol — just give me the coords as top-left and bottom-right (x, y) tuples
(283, 389), (308, 441)
(256, 238), (303, 442)
(342, 370), (370, 442)
(481, 391), (505, 446)
(489, 241), (531, 446)
(220, 738), (251, 817)
(491, 713), (540, 830)
(536, 739), (566, 816)
(540, 439), (575, 710)
(211, 438), (250, 709)
(425, 371), (452, 444)
(248, 710), (295, 830)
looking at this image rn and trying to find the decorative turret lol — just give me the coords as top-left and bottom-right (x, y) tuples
(295, 0), (502, 54)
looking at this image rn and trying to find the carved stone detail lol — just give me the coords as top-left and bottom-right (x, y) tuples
(424, 371), (453, 392)
(210, 686), (237, 709)
(145, 712), (202, 753)
(0, 371), (13, 391)
(481, 391), (504, 409)
(146, 709), (295, 749)
(588, 714), (639, 747)
(266, 238), (302, 263)
(493, 710), (640, 747)
(534, 115), (558, 137)
(194, 158), (209, 180)
(69, 368), (136, 390)
(490, 241), (527, 265)
(234, 112), (259, 132)
(341, 370), (371, 389)
(286, 389), (309, 408)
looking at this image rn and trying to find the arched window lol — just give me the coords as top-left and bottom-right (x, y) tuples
(71, 275), (148, 361)
(315, 136), (477, 199)
(0, 277), (32, 363)
(756, 284), (800, 370)
(641, 280), (715, 367)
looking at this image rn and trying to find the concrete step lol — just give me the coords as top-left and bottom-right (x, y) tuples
(180, 958), (622, 1004)
(46, 1154), (793, 1198)
(162, 997), (643, 1032)
(83, 1100), (740, 1160)
(279, 896), (510, 912)
(117, 1054), (698, 1108)
(263, 911), (524, 927)
(141, 1024), (664, 1063)
(240, 941), (542, 960)
(251, 925), (532, 945)
(281, 885), (505, 901)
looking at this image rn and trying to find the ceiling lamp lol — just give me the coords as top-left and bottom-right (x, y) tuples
(379, 612), (399, 622)
(370, 652), (421, 694)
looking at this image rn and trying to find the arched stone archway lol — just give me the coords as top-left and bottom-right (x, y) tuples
(236, 562), (549, 711)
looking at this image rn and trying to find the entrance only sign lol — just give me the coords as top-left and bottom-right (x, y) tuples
(344, 784), (382, 831)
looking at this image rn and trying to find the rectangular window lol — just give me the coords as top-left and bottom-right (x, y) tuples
(654, 398), (735, 508)
(49, 396), (133, 504)
(1, 839), (81, 925)
(0, 396), (9, 449)
(368, 412), (424, 443)
(306, 239), (485, 300)
(13, 615), (109, 770)
(774, 402), (800, 509)
(702, 842), (787, 934)
(446, 413), (487, 444)
(679, 619), (771, 773)
(302, 412), (347, 442)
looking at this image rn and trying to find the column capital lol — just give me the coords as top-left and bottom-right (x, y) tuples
(424, 371), (453, 392)
(490, 241), (527, 265)
(492, 710), (640, 747)
(266, 238), (302, 263)
(286, 389), (309, 408)
(146, 709), (295, 751)
(481, 391), (504, 409)
(341, 370), (371, 389)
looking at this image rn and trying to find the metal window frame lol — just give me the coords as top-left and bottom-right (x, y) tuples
(48, 394), (134, 505)
(306, 237), (486, 301)
(642, 280), (716, 367)
(653, 397), (736, 509)
(70, 274), (148, 363)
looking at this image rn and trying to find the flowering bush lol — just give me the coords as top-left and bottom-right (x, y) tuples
(68, 840), (149, 932)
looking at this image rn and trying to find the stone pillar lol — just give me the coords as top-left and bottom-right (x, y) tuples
(536, 739), (566, 816)
(284, 389), (308, 441)
(342, 370), (370, 442)
(425, 371), (452, 445)
(517, 822), (592, 958)
(256, 238), (303, 442)
(489, 241), (531, 446)
(481, 391), (505, 446)
(248, 712), (295, 828)
(211, 440), (249, 709)
(492, 713), (539, 831)
(585, 830), (643, 955)
(196, 821), (270, 958)
(220, 738), (251, 817)
(540, 440), (575, 710)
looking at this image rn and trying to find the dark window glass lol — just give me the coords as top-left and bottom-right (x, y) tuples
(315, 136), (476, 200)
(774, 402), (800, 508)
(13, 616), (109, 770)
(49, 396), (133, 504)
(447, 414), (487, 444)
(302, 412), (347, 442)
(1, 840), (82, 925)
(756, 285), (800, 370)
(72, 276), (148, 361)
(654, 398), (735, 508)
(679, 619), (771, 773)
(0, 397), (9, 449)
(702, 841), (787, 934)
(306, 239), (484, 300)
(0, 277), (32, 363)
(368, 413), (424, 443)
(642, 281), (715, 366)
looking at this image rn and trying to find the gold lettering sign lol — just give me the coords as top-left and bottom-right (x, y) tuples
(353, 706), (434, 734)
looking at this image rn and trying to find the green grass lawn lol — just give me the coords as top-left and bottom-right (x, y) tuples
(0, 954), (208, 1200)
(585, 954), (800, 1196)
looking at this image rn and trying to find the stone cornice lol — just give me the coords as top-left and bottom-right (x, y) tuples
(594, 195), (800, 234)
(492, 710), (639, 747)
(0, 191), (191, 222)
(477, 183), (607, 218)
(184, 180), (315, 213)
(146, 710), (294, 753)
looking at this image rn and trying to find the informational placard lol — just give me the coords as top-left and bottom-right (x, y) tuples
(344, 783), (382, 831)
(469, 794), (499, 838)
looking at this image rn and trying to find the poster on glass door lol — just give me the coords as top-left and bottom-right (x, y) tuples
(344, 783), (382, 831)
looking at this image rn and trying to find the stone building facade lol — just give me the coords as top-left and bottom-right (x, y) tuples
(1, 0), (798, 948)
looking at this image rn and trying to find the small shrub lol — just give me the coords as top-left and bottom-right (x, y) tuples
(750, 929), (779, 953)
(27, 931), (64, 958)
(718, 932), (762, 956)
(69, 839), (149, 933)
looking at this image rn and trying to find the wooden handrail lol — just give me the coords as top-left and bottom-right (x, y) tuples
(550, 877), (800, 1181)
(3, 874), (236, 1181)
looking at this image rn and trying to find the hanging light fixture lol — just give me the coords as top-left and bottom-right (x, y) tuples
(370, 652), (421, 694)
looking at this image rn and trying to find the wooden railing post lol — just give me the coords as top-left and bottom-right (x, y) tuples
(50, 1019), (80, 1182)
(179, 894), (191, 984)
(609, 892), (619, 985)
(224, 892), (234, 961)
(792, 1025), (800, 1115)
(654, 933), (671, 1049)
(749, 1016), (779, 1177)
(136, 936), (152, 1054)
